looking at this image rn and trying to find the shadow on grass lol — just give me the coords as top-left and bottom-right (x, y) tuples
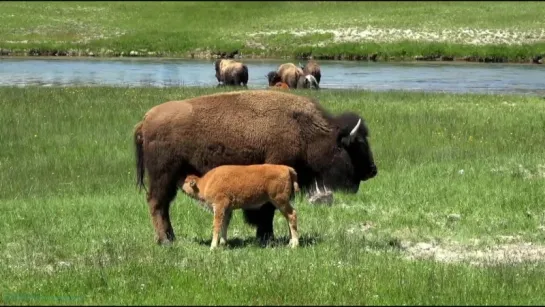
(193, 232), (323, 249)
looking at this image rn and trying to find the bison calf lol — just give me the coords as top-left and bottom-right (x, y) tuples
(181, 164), (301, 250)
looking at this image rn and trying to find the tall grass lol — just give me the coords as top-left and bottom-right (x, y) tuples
(1, 87), (545, 305)
(0, 2), (544, 62)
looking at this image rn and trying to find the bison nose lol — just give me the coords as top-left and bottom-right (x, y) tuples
(369, 164), (378, 178)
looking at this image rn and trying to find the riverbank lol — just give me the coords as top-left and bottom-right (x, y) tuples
(1, 2), (544, 64)
(2, 87), (545, 304)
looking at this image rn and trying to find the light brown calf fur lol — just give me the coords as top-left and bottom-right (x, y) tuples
(272, 82), (290, 90)
(181, 164), (301, 249)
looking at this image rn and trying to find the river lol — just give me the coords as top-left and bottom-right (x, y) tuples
(0, 57), (543, 95)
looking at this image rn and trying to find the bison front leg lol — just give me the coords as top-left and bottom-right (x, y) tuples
(242, 203), (276, 246)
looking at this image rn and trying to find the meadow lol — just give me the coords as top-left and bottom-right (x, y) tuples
(1, 86), (545, 305)
(1, 1), (545, 62)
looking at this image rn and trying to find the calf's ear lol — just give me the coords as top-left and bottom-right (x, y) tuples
(190, 180), (197, 188)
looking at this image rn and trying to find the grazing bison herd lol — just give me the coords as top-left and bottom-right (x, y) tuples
(215, 58), (321, 90)
(134, 79), (378, 249)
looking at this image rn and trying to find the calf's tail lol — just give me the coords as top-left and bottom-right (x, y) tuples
(287, 167), (300, 194)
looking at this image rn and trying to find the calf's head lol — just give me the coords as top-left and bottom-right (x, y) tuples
(181, 175), (201, 197)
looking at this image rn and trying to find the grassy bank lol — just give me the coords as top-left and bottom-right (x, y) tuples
(1, 86), (545, 304)
(1, 1), (544, 63)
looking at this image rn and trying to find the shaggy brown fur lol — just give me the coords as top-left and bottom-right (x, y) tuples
(277, 63), (306, 89)
(133, 89), (377, 245)
(301, 60), (321, 84)
(214, 59), (248, 86)
(181, 164), (300, 249)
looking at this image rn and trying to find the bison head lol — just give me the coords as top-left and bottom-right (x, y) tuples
(297, 74), (319, 90)
(266, 71), (281, 86)
(320, 113), (377, 193)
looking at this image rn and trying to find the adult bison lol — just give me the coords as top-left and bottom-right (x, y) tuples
(133, 90), (377, 245)
(214, 59), (248, 87)
(267, 63), (319, 89)
(300, 60), (321, 84)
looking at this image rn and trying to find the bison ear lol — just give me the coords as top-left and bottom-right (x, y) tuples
(340, 135), (353, 148)
(338, 118), (362, 148)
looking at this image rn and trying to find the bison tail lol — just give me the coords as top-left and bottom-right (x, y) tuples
(133, 121), (146, 192)
(288, 167), (300, 194)
(241, 64), (249, 86)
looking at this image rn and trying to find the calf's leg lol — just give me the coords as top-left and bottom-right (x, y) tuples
(220, 209), (233, 246)
(211, 199), (229, 250)
(273, 200), (299, 248)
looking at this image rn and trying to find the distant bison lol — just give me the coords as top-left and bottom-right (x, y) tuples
(181, 164), (301, 250)
(133, 89), (377, 245)
(214, 59), (248, 86)
(300, 60), (321, 84)
(267, 63), (319, 89)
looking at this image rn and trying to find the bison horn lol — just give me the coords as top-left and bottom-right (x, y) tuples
(315, 179), (321, 194)
(349, 119), (362, 137)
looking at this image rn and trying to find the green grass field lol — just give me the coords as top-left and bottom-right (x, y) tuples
(1, 1), (544, 62)
(1, 86), (545, 304)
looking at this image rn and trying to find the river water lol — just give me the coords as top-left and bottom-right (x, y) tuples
(0, 57), (543, 95)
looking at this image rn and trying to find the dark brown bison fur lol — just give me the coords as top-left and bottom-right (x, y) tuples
(134, 90), (377, 245)
(214, 59), (248, 86)
(300, 60), (321, 84)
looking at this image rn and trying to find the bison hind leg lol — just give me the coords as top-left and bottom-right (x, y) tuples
(147, 172), (179, 245)
(146, 159), (192, 245)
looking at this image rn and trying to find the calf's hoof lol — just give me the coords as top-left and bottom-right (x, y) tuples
(289, 239), (300, 248)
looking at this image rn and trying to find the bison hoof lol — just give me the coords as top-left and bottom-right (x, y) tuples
(257, 234), (275, 247)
